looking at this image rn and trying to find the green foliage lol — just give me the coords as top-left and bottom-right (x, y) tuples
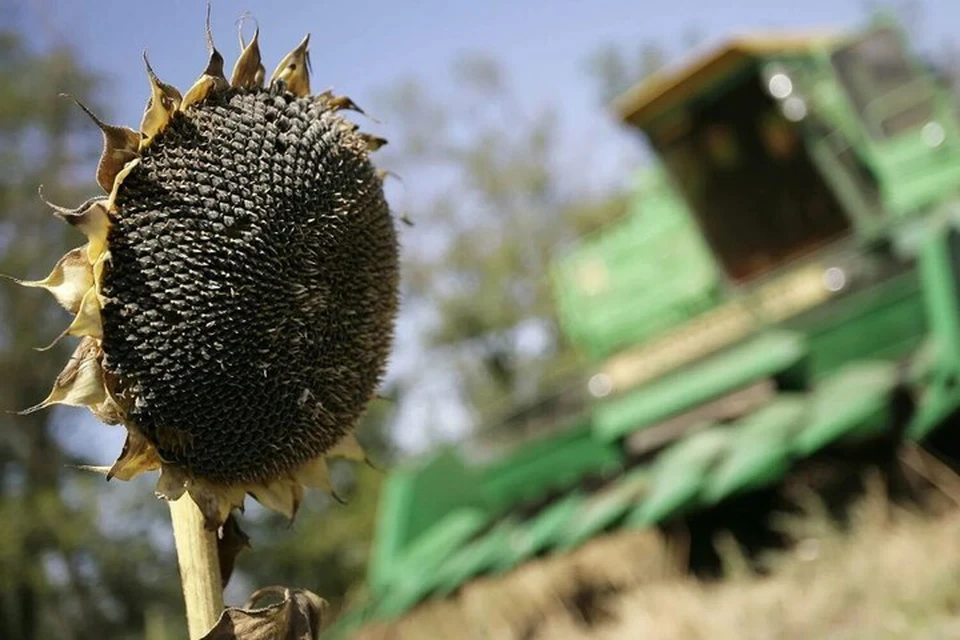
(586, 42), (668, 104)
(375, 55), (629, 437)
(0, 29), (185, 640)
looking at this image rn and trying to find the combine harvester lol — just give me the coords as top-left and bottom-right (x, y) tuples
(330, 13), (960, 637)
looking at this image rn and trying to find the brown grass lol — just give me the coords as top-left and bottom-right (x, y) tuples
(355, 463), (960, 640)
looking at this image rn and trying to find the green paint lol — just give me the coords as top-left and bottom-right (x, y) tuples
(353, 14), (960, 627)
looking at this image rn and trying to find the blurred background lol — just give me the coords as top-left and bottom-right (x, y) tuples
(3, 0), (960, 638)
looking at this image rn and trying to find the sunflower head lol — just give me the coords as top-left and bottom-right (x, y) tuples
(14, 10), (399, 529)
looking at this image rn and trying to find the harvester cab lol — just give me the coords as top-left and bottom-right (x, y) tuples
(558, 15), (960, 454)
(335, 15), (960, 634)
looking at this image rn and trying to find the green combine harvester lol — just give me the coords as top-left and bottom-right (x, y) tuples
(330, 14), (960, 636)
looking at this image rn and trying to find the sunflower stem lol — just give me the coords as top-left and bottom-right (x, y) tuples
(169, 495), (224, 638)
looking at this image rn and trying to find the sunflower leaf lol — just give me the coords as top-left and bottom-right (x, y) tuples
(200, 586), (328, 640)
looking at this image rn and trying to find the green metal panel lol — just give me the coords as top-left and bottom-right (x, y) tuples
(492, 491), (586, 573)
(788, 271), (926, 380)
(556, 467), (650, 550)
(432, 519), (520, 597)
(482, 419), (623, 510)
(389, 450), (485, 546)
(908, 218), (960, 439)
(702, 395), (809, 504)
(373, 508), (489, 618)
(793, 360), (897, 456)
(874, 133), (960, 217)
(628, 429), (731, 527)
(367, 450), (487, 596)
(552, 167), (721, 360)
(594, 331), (806, 442)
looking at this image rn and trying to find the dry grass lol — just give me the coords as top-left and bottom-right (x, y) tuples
(536, 487), (960, 639)
(355, 466), (960, 640)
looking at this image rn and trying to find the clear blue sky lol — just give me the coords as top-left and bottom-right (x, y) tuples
(17, 0), (960, 455)
(17, 0), (957, 213)
(22, 0), (959, 163)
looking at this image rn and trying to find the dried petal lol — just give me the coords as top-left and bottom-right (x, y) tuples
(248, 477), (298, 521)
(294, 456), (332, 492)
(37, 286), (103, 351)
(218, 514), (251, 588)
(20, 337), (105, 414)
(231, 24), (265, 89)
(140, 53), (182, 146)
(181, 3), (229, 109)
(269, 34), (311, 97)
(65, 287), (103, 338)
(327, 95), (364, 115)
(65, 96), (140, 193)
(186, 479), (247, 530)
(358, 133), (387, 152)
(106, 158), (141, 212)
(92, 249), (110, 292)
(38, 194), (112, 263)
(155, 464), (189, 501)
(108, 429), (161, 481)
(5, 247), (93, 313)
(327, 432), (365, 462)
(90, 389), (126, 425)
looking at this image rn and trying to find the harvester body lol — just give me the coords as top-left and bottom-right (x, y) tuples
(341, 14), (960, 630)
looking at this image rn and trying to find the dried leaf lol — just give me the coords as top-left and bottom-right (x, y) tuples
(218, 514), (251, 589)
(201, 587), (328, 640)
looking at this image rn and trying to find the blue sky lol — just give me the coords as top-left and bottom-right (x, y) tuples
(23, 1), (958, 130)
(18, 0), (960, 456)
(22, 0), (957, 189)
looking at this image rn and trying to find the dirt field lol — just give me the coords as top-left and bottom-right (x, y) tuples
(355, 450), (960, 640)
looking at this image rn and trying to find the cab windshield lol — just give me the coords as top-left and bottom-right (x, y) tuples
(831, 26), (935, 139)
(649, 70), (850, 283)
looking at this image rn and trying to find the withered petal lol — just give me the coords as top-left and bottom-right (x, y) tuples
(231, 24), (265, 89)
(140, 53), (182, 146)
(184, 479), (246, 530)
(248, 477), (299, 521)
(181, 4), (229, 110)
(269, 34), (311, 97)
(108, 429), (162, 481)
(327, 432), (366, 462)
(20, 337), (105, 414)
(64, 95), (141, 193)
(5, 247), (93, 313)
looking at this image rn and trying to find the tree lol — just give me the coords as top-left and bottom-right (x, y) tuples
(0, 21), (184, 640)
(373, 55), (629, 449)
(586, 42), (668, 104)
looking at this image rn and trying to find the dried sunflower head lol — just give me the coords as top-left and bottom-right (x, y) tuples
(15, 13), (399, 529)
